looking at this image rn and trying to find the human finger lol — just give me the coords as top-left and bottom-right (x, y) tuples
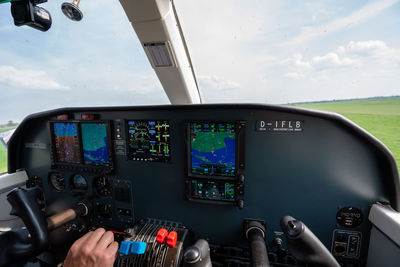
(80, 228), (106, 256)
(94, 230), (115, 250)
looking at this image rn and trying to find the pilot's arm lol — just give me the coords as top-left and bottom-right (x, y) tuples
(63, 228), (119, 267)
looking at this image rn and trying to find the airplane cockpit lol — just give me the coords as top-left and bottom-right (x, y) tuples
(0, 1), (399, 267)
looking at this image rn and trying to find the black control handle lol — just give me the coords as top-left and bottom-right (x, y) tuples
(245, 220), (270, 267)
(0, 187), (48, 265)
(183, 239), (212, 267)
(280, 215), (340, 267)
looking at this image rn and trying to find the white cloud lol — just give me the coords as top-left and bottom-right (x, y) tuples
(285, 72), (304, 79)
(0, 65), (69, 90)
(198, 75), (240, 90)
(337, 40), (399, 60)
(285, 0), (398, 45)
(311, 52), (360, 69)
(283, 51), (359, 72)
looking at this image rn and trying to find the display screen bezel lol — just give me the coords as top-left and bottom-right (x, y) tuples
(189, 179), (237, 203)
(80, 121), (113, 168)
(186, 121), (245, 180)
(125, 119), (172, 163)
(49, 120), (113, 172)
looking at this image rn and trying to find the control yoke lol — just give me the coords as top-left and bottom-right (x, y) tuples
(280, 215), (340, 267)
(0, 187), (91, 266)
(0, 187), (48, 266)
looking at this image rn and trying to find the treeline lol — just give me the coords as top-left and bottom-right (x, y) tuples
(289, 95), (400, 105)
(0, 120), (19, 128)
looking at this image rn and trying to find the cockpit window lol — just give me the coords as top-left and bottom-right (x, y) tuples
(0, 0), (168, 126)
(174, 0), (400, 104)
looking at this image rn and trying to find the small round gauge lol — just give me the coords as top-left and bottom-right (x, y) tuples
(49, 172), (65, 192)
(94, 176), (112, 197)
(71, 174), (88, 191)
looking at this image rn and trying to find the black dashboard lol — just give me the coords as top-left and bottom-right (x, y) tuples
(7, 104), (400, 266)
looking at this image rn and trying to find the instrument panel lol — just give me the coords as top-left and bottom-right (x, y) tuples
(8, 104), (400, 267)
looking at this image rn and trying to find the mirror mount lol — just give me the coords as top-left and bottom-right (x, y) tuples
(61, 0), (83, 21)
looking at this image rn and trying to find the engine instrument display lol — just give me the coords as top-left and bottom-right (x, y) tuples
(52, 123), (81, 164)
(49, 172), (65, 191)
(81, 122), (111, 167)
(71, 174), (88, 190)
(189, 122), (236, 177)
(190, 180), (235, 202)
(126, 120), (171, 162)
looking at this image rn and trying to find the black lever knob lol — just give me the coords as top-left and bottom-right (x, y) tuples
(183, 239), (212, 267)
(280, 215), (340, 267)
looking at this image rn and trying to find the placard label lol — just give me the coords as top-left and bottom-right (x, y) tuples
(256, 120), (303, 132)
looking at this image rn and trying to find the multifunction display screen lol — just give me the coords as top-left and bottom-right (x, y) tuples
(189, 122), (236, 177)
(53, 123), (81, 164)
(127, 120), (171, 162)
(81, 123), (111, 166)
(51, 121), (112, 170)
(191, 180), (235, 202)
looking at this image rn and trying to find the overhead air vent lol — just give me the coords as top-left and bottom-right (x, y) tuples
(144, 42), (175, 67)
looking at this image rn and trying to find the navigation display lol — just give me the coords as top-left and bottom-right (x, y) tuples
(127, 120), (171, 162)
(81, 122), (111, 166)
(53, 122), (81, 164)
(189, 122), (236, 177)
(191, 180), (235, 202)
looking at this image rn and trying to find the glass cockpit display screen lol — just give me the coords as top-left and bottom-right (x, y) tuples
(81, 122), (111, 166)
(126, 120), (171, 162)
(52, 123), (81, 164)
(191, 180), (235, 202)
(189, 122), (236, 177)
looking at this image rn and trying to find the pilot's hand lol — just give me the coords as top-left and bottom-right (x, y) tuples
(63, 228), (119, 267)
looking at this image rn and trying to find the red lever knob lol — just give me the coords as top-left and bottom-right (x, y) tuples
(167, 231), (178, 248)
(156, 228), (168, 244)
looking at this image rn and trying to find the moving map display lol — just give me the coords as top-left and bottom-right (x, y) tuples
(53, 123), (81, 164)
(189, 122), (236, 177)
(127, 120), (171, 162)
(81, 123), (111, 166)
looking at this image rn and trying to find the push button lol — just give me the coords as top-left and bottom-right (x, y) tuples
(130, 241), (146, 254)
(119, 241), (131, 255)
(156, 228), (168, 244)
(167, 231), (177, 248)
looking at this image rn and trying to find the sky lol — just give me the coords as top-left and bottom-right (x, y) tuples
(0, 0), (399, 124)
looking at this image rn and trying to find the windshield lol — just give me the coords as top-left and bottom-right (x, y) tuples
(0, 0), (169, 126)
(175, 0), (400, 103)
(0, 0), (399, 174)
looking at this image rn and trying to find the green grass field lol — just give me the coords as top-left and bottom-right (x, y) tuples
(296, 97), (400, 174)
(0, 126), (16, 174)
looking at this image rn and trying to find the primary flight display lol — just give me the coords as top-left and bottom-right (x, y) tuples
(52, 122), (81, 164)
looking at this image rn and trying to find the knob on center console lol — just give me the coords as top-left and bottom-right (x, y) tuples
(183, 239), (212, 267)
